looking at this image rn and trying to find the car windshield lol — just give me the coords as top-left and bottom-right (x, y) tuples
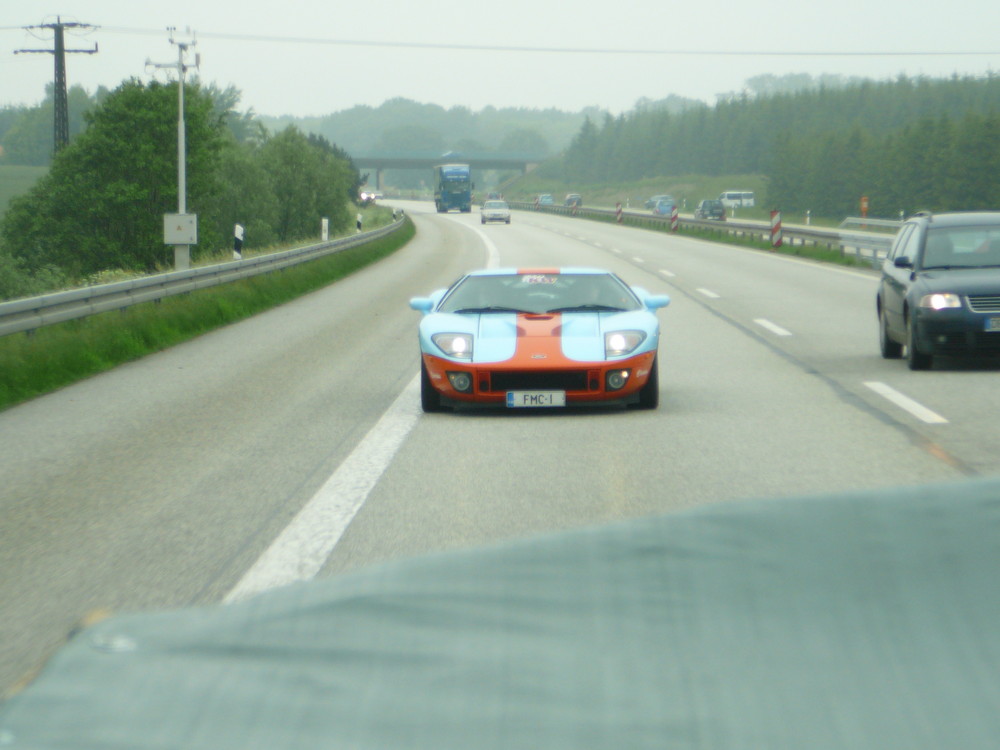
(920, 226), (1000, 269)
(438, 273), (641, 315)
(483, 201), (508, 209)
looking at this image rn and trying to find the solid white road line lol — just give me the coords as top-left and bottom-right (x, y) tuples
(754, 318), (793, 336)
(864, 381), (949, 424)
(225, 374), (423, 603)
(225, 217), (502, 604)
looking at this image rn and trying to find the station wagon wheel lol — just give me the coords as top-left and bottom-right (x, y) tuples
(906, 315), (932, 370)
(879, 307), (903, 359)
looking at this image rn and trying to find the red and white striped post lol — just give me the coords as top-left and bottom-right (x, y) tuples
(770, 209), (782, 249)
(670, 205), (679, 232)
(616, 202), (623, 224)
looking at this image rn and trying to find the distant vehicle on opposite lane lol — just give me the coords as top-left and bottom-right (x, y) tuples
(652, 198), (677, 216)
(694, 199), (726, 220)
(645, 194), (674, 210)
(719, 191), (755, 209)
(564, 193), (583, 208)
(537, 194), (555, 206)
(877, 210), (1000, 370)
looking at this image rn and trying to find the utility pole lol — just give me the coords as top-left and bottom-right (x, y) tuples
(15, 17), (98, 153)
(147, 29), (200, 271)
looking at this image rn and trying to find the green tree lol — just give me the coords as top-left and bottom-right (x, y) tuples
(258, 126), (354, 242)
(0, 84), (100, 166)
(1, 78), (226, 276)
(497, 128), (550, 156)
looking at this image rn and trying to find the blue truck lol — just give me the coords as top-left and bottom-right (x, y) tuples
(433, 163), (473, 213)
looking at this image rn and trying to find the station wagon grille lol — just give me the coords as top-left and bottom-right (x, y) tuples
(967, 295), (1000, 313)
(487, 370), (591, 392)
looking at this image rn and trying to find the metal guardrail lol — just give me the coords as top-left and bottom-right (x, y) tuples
(508, 202), (896, 268)
(0, 217), (406, 338)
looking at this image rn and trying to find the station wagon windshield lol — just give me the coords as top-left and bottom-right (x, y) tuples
(921, 227), (1000, 269)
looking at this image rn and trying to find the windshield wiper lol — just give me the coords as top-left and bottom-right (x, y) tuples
(451, 305), (527, 314)
(546, 304), (628, 313)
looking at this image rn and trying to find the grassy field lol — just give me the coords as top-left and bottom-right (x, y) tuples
(0, 217), (414, 412)
(0, 165), (47, 222)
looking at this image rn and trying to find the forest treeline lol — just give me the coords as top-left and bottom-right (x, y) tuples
(0, 80), (361, 301)
(546, 74), (1000, 218)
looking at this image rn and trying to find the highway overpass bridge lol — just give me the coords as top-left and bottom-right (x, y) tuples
(351, 152), (545, 189)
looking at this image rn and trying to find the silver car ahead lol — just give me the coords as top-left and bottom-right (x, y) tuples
(481, 200), (511, 224)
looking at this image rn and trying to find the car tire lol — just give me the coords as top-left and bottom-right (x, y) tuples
(506, 218), (511, 224)
(481, 217), (485, 224)
(879, 307), (903, 359)
(906, 314), (933, 370)
(630, 356), (659, 410)
(420, 362), (445, 412)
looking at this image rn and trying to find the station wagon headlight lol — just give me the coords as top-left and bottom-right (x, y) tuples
(919, 293), (962, 310)
(605, 330), (646, 357)
(432, 333), (473, 359)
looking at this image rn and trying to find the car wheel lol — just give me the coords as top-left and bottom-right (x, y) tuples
(420, 362), (445, 412)
(906, 314), (932, 370)
(879, 307), (903, 359)
(630, 356), (659, 410)
(506, 218), (511, 224)
(481, 217), (485, 224)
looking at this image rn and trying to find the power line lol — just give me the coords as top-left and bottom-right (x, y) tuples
(94, 26), (1000, 58)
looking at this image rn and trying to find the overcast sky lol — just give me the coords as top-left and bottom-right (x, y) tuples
(4, 0), (1000, 118)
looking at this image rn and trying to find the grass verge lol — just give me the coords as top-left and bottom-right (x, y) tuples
(0, 218), (415, 412)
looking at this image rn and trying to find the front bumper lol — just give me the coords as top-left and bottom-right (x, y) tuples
(912, 308), (1000, 355)
(420, 351), (657, 406)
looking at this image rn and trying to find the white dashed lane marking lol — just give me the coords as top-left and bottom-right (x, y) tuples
(864, 381), (948, 424)
(754, 318), (792, 336)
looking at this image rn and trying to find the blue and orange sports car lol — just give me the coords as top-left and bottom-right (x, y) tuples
(409, 268), (670, 411)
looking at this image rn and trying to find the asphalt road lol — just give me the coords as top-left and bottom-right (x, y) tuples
(1, 200), (995, 695)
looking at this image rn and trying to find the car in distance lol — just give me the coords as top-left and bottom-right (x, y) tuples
(409, 268), (670, 411)
(694, 199), (726, 221)
(652, 198), (677, 216)
(719, 190), (755, 209)
(537, 193), (555, 206)
(480, 200), (511, 224)
(564, 193), (583, 208)
(877, 211), (1000, 370)
(644, 194), (675, 210)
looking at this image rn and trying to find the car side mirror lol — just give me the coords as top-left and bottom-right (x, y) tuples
(645, 294), (671, 310)
(409, 297), (434, 314)
(893, 256), (913, 269)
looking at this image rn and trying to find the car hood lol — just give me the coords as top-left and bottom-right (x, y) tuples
(915, 266), (1000, 295)
(5, 477), (1000, 748)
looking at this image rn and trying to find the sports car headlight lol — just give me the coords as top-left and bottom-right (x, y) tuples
(919, 293), (962, 310)
(432, 333), (473, 359)
(605, 330), (646, 357)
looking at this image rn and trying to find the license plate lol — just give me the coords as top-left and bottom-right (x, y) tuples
(506, 390), (566, 408)
(987, 318), (1000, 331)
